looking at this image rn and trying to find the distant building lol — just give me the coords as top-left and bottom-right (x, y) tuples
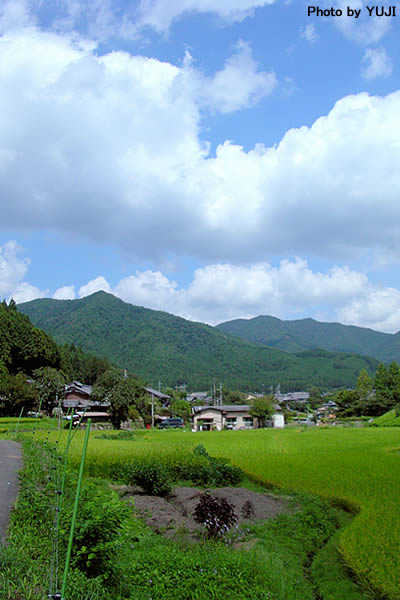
(144, 387), (171, 407)
(186, 391), (213, 404)
(192, 404), (284, 431)
(63, 380), (110, 413)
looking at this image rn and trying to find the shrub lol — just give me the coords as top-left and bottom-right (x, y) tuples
(124, 460), (172, 496)
(64, 482), (132, 582)
(193, 492), (237, 538)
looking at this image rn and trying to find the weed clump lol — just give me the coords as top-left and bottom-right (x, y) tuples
(193, 492), (237, 538)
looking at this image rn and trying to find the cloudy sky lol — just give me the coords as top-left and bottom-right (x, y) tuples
(1, 0), (400, 332)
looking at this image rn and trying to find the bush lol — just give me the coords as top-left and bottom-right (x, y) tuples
(63, 482), (132, 582)
(124, 460), (172, 496)
(194, 492), (238, 538)
(181, 444), (243, 486)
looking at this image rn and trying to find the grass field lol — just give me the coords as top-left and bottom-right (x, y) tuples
(20, 425), (400, 599)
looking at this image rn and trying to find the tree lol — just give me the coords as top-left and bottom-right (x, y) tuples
(0, 373), (38, 417)
(335, 389), (361, 417)
(356, 368), (374, 415)
(308, 386), (323, 409)
(170, 398), (191, 420)
(356, 369), (374, 398)
(92, 369), (146, 429)
(33, 367), (67, 414)
(371, 361), (400, 415)
(249, 395), (274, 428)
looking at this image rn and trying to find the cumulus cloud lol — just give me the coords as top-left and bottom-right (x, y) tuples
(77, 259), (389, 330)
(53, 285), (76, 300)
(182, 41), (276, 114)
(0, 240), (29, 298)
(0, 240), (48, 303)
(136, 0), (278, 32)
(361, 47), (392, 80)
(1, 30), (400, 267)
(0, 0), (35, 33)
(338, 289), (400, 333)
(4, 238), (400, 333)
(78, 276), (111, 298)
(196, 41), (277, 113)
(9, 281), (48, 304)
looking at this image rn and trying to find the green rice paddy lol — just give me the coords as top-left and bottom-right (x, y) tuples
(31, 426), (400, 599)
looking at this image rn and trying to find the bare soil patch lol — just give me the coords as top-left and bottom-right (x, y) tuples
(114, 485), (291, 538)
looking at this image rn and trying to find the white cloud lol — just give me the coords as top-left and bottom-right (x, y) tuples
(0, 0), (35, 33)
(361, 47), (392, 80)
(338, 289), (400, 333)
(3, 238), (400, 333)
(78, 276), (112, 298)
(300, 24), (318, 44)
(1, 30), (400, 268)
(9, 281), (48, 304)
(197, 41), (277, 113)
(0, 240), (28, 297)
(332, 0), (391, 45)
(0, 240), (47, 303)
(77, 259), (388, 330)
(0, 0), (279, 39)
(136, 0), (278, 32)
(53, 285), (76, 300)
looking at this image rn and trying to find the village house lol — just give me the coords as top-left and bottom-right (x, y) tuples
(144, 387), (171, 407)
(192, 404), (284, 431)
(62, 381), (110, 421)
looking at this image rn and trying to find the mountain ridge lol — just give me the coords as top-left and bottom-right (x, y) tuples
(18, 291), (378, 391)
(216, 314), (400, 363)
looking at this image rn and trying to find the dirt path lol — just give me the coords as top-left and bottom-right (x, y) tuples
(0, 440), (22, 544)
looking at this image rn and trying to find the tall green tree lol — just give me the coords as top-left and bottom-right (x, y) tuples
(33, 367), (67, 414)
(92, 369), (146, 429)
(0, 373), (38, 417)
(170, 398), (191, 420)
(371, 361), (400, 415)
(335, 389), (361, 417)
(249, 395), (274, 428)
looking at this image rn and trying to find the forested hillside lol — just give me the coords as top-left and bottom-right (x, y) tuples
(217, 315), (400, 362)
(0, 298), (111, 383)
(19, 292), (378, 391)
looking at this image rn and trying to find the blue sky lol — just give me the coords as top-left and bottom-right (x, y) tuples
(1, 0), (400, 331)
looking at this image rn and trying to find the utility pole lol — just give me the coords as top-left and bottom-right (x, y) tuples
(219, 383), (222, 406)
(151, 393), (155, 428)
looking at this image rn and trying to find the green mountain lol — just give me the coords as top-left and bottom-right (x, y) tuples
(18, 292), (378, 391)
(216, 315), (400, 362)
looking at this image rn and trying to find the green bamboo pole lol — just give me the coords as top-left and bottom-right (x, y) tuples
(60, 413), (74, 498)
(60, 419), (91, 600)
(13, 407), (24, 436)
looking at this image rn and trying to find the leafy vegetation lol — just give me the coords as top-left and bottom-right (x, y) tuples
(92, 368), (147, 429)
(1, 426), (371, 600)
(249, 394), (274, 426)
(19, 291), (378, 391)
(0, 298), (112, 416)
(193, 492), (238, 538)
(43, 426), (400, 599)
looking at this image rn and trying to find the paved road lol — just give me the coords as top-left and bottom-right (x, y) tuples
(0, 440), (22, 544)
